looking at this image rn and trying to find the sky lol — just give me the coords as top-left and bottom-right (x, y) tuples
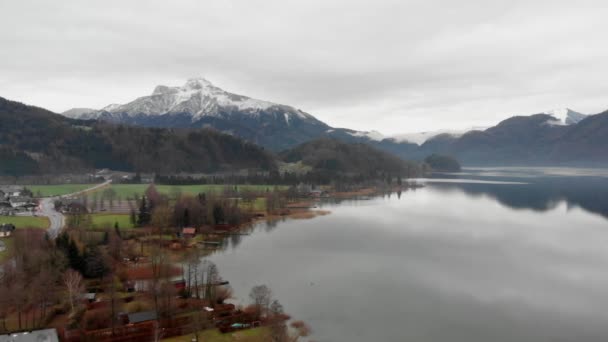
(1, 0), (607, 135)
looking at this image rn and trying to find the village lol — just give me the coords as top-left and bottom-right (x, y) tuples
(0, 180), (334, 341)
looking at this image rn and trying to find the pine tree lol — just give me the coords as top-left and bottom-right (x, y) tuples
(67, 239), (83, 272)
(114, 222), (121, 238)
(129, 209), (137, 227)
(137, 196), (150, 226)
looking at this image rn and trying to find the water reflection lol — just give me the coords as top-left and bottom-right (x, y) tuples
(205, 168), (608, 342)
(424, 169), (608, 220)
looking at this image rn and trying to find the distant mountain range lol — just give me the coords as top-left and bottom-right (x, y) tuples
(21, 77), (608, 167)
(0, 96), (413, 177)
(418, 111), (608, 166)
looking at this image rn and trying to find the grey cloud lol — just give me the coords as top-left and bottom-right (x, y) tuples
(1, 0), (607, 133)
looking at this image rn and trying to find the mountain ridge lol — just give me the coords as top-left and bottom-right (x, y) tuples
(0, 96), (277, 175)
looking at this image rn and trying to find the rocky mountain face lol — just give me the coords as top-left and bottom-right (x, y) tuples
(63, 78), (333, 151)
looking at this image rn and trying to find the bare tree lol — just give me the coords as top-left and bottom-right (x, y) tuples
(249, 284), (272, 320)
(63, 269), (84, 313)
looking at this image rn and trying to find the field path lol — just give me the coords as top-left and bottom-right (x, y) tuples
(39, 180), (112, 238)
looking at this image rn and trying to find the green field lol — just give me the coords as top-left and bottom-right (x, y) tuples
(0, 216), (49, 262)
(26, 184), (100, 197)
(91, 184), (285, 199)
(0, 216), (49, 229)
(0, 238), (14, 262)
(90, 213), (135, 230)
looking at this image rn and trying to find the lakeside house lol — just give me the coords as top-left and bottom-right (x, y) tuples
(182, 227), (196, 239)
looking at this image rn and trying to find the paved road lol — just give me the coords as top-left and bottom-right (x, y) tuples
(39, 180), (112, 238)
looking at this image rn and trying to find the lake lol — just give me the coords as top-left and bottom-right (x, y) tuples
(209, 167), (608, 342)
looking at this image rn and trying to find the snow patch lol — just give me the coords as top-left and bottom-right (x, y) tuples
(543, 108), (587, 125)
(392, 126), (487, 145)
(348, 130), (384, 141)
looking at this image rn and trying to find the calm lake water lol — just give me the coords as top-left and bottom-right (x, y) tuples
(209, 167), (608, 342)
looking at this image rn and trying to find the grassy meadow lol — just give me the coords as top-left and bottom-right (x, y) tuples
(26, 184), (100, 197)
(90, 213), (136, 230)
(0, 216), (49, 262)
(89, 184), (286, 200)
(0, 215), (49, 229)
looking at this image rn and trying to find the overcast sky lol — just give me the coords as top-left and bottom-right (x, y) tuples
(1, 0), (607, 134)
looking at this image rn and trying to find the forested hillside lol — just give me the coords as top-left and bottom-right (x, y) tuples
(0, 97), (276, 175)
(280, 138), (422, 179)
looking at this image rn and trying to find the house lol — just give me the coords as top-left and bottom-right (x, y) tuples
(0, 224), (15, 238)
(82, 293), (97, 303)
(9, 196), (33, 209)
(182, 227), (196, 239)
(127, 310), (158, 324)
(0, 328), (59, 342)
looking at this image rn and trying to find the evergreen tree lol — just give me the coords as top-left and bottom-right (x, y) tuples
(137, 196), (151, 226)
(129, 209), (137, 227)
(114, 222), (121, 238)
(183, 208), (190, 227)
(212, 204), (225, 225)
(67, 239), (83, 272)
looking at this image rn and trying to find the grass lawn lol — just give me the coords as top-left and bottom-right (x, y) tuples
(26, 184), (100, 197)
(0, 215), (50, 229)
(162, 327), (269, 342)
(0, 216), (48, 262)
(239, 198), (267, 211)
(91, 213), (135, 230)
(0, 238), (14, 263)
(96, 184), (286, 200)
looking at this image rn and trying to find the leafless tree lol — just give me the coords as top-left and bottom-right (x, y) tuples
(63, 269), (84, 313)
(249, 284), (272, 319)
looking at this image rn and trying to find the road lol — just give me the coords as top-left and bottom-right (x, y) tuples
(39, 180), (112, 238)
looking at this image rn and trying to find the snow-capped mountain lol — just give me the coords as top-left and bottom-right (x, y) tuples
(71, 78), (316, 122)
(62, 78), (333, 151)
(543, 108), (587, 125)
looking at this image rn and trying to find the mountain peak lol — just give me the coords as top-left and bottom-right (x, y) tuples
(543, 108), (587, 125)
(185, 77), (214, 89)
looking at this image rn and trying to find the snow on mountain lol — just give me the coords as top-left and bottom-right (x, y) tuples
(391, 127), (488, 145)
(102, 103), (122, 112)
(61, 78), (317, 126)
(347, 130), (385, 141)
(71, 78), (315, 123)
(61, 107), (96, 118)
(60, 77), (331, 151)
(543, 108), (587, 125)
